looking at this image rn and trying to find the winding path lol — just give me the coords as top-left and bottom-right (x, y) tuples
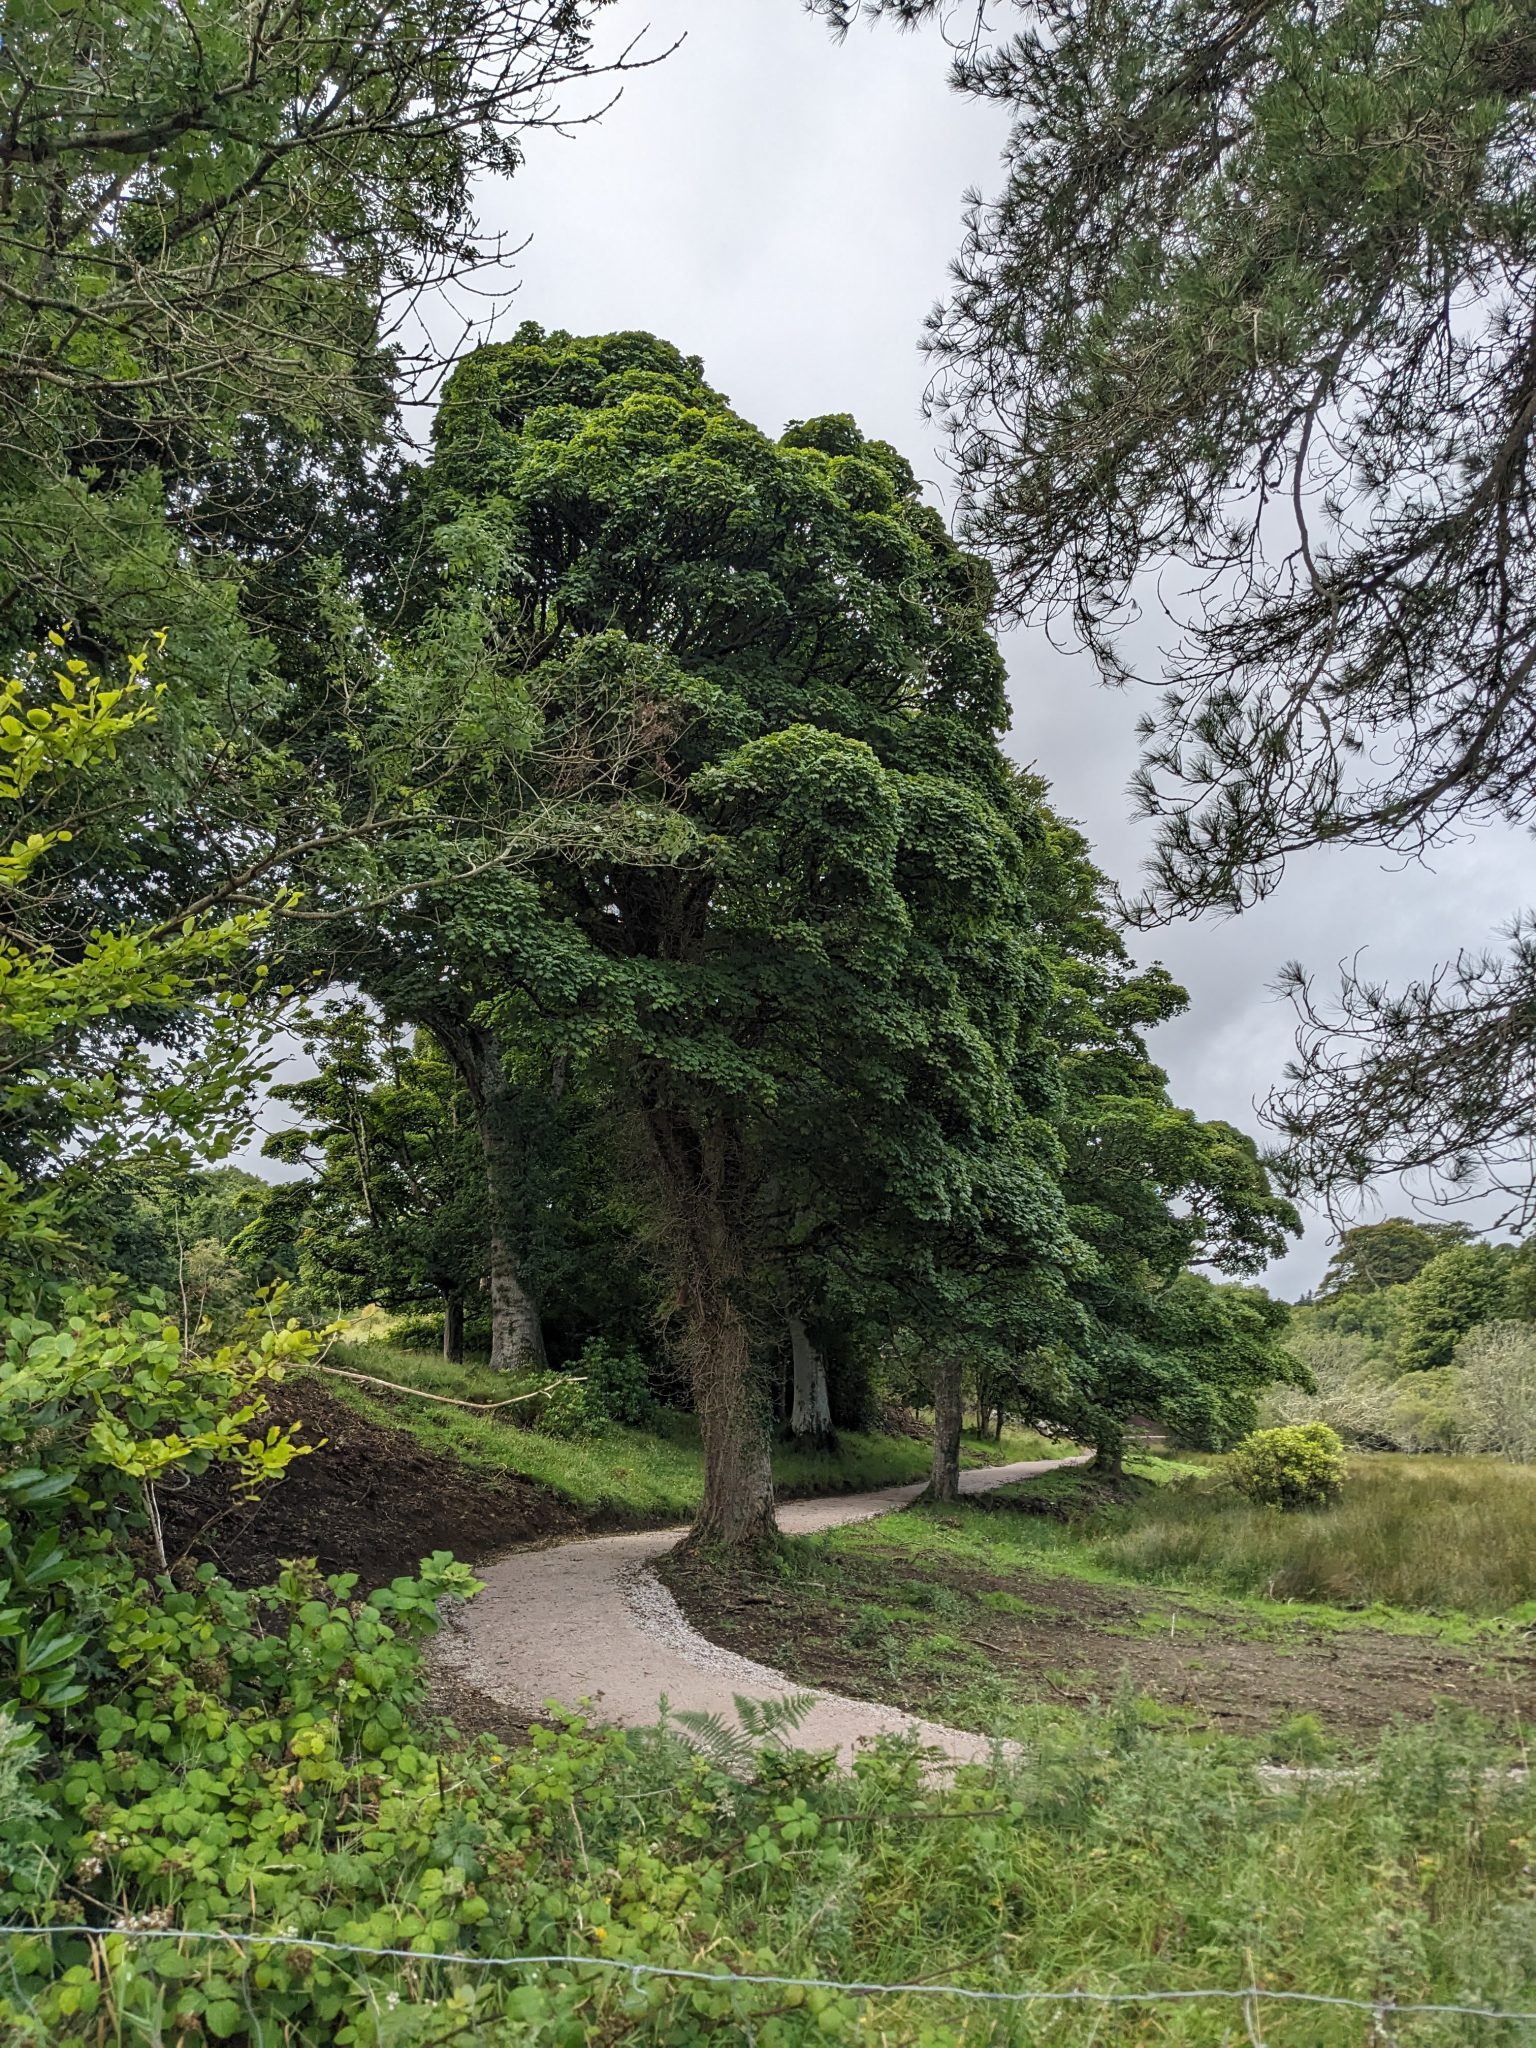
(436, 1455), (1085, 1766)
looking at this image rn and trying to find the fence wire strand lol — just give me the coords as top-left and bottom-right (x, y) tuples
(1, 1925), (1534, 2024)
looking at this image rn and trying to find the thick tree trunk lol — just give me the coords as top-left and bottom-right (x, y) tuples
(926, 1355), (964, 1503)
(686, 1289), (776, 1549)
(442, 1290), (465, 1365)
(428, 1014), (546, 1375)
(787, 1315), (835, 1449)
(652, 1110), (776, 1551)
(486, 1207), (546, 1374)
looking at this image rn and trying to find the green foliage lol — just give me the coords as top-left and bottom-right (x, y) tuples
(0, 649), (276, 1279)
(670, 1690), (818, 1776)
(0, 0), (613, 647)
(577, 1335), (658, 1427)
(1227, 1425), (1348, 1512)
(0, 1297), (319, 1725)
(263, 1003), (487, 1329)
(1397, 1243), (1512, 1372)
(1319, 1219), (1476, 1298)
(535, 1372), (601, 1441)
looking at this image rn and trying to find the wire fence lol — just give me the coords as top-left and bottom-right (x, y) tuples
(2, 1924), (1534, 2033)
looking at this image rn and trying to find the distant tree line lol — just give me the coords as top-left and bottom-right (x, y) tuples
(1276, 1218), (1536, 1455)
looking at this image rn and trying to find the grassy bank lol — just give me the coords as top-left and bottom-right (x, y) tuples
(307, 1340), (1071, 1522)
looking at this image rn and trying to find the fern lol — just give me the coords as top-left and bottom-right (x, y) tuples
(672, 1690), (817, 1773)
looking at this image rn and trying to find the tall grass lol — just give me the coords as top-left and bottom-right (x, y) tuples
(303, 1342), (1065, 1522)
(1097, 1456), (1536, 1614)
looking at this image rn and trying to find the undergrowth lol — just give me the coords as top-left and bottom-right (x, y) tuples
(309, 1342), (1067, 1521)
(9, 1304), (1536, 2043)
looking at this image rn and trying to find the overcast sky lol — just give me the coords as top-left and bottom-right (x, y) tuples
(253, 0), (1536, 1298)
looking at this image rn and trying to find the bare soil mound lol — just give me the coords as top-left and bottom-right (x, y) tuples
(159, 1377), (584, 1590)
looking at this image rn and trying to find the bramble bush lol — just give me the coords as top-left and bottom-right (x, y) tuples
(1227, 1423), (1348, 1510)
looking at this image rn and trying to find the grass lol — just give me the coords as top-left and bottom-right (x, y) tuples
(1095, 1455), (1536, 1616)
(965, 1451), (1536, 1619)
(305, 1340), (1071, 1522)
(660, 1449), (1536, 1751)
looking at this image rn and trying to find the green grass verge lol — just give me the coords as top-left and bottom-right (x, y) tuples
(1096, 1453), (1536, 1616)
(956, 1451), (1536, 1623)
(307, 1341), (1072, 1522)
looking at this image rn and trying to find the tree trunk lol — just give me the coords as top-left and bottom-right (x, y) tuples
(1093, 1425), (1125, 1481)
(787, 1315), (835, 1449)
(441, 1290), (465, 1365)
(428, 1014), (546, 1375)
(652, 1111), (776, 1551)
(686, 1290), (776, 1549)
(926, 1355), (964, 1503)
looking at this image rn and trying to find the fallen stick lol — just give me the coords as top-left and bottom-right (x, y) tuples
(309, 1361), (584, 1414)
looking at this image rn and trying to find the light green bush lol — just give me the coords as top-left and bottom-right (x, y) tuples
(1458, 1319), (1536, 1462)
(1227, 1423), (1347, 1510)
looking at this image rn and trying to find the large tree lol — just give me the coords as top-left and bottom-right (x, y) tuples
(1027, 797), (1302, 1466)
(406, 326), (1074, 1545)
(1317, 1217), (1477, 1299)
(817, 0), (1536, 1216)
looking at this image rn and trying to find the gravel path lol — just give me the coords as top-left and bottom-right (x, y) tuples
(435, 1456), (1085, 1767)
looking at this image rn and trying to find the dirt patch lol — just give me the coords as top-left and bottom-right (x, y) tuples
(158, 1378), (585, 1590)
(660, 1546), (1536, 1739)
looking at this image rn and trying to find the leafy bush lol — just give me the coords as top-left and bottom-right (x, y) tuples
(0, 1297), (318, 1722)
(1227, 1423), (1347, 1510)
(536, 1371), (602, 1439)
(576, 1335), (657, 1426)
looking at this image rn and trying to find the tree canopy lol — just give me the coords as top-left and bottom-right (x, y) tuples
(817, 0), (1536, 1220)
(393, 325), (1077, 1539)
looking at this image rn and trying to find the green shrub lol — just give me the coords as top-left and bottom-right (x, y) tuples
(576, 1335), (657, 1425)
(1227, 1423), (1347, 1510)
(536, 1371), (602, 1439)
